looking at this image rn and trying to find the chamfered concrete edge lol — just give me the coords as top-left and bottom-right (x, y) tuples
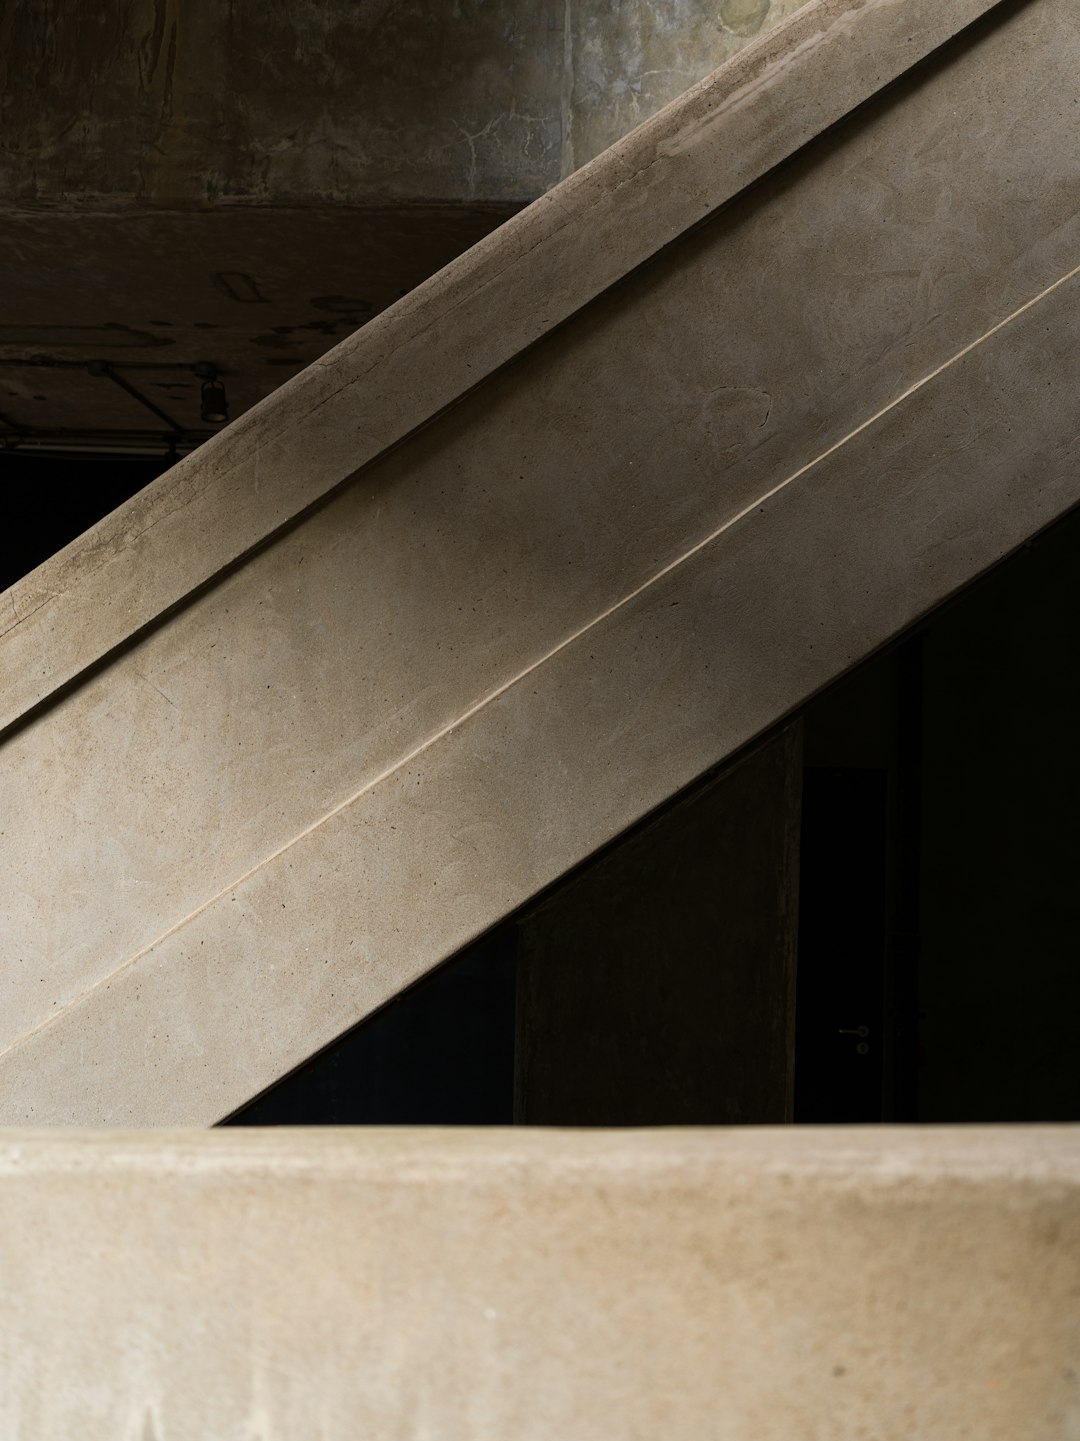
(0, 0), (1008, 735)
(0, 1125), (1076, 1184)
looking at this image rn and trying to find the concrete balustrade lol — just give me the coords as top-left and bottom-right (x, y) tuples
(0, 1126), (1076, 1439)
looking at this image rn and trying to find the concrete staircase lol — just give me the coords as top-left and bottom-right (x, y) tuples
(2, 0), (1079, 1123)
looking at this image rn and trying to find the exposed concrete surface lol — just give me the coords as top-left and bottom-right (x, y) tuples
(0, 0), (1008, 732)
(0, 1127), (1076, 1439)
(0, 1), (561, 206)
(0, 1), (816, 207)
(564, 0), (813, 170)
(6, 247), (1080, 1125)
(1, 0), (1073, 1124)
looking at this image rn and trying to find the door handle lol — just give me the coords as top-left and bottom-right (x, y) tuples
(839, 1025), (870, 1054)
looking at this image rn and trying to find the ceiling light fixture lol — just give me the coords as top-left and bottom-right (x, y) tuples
(196, 365), (229, 425)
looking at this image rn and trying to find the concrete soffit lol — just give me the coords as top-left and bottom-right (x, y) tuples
(0, 0), (1008, 736)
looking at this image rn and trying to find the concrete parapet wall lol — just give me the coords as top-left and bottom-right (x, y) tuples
(0, 1126), (1076, 1438)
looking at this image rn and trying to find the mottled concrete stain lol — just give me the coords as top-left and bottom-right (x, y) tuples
(564, 0), (813, 170)
(720, 0), (774, 36)
(0, 0), (807, 204)
(0, 0), (563, 205)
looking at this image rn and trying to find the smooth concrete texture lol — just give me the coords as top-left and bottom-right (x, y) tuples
(0, 1127), (1076, 1439)
(10, 258), (1080, 1125)
(3, 0), (1077, 1122)
(0, 0), (1003, 731)
(516, 724), (802, 1125)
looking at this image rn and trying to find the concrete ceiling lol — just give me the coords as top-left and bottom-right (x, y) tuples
(0, 203), (519, 455)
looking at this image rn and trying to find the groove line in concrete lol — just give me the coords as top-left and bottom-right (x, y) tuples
(2, 250), (1075, 1068)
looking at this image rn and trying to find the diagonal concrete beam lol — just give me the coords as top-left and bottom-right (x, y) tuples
(5, 251), (1079, 1125)
(0, 0), (1009, 735)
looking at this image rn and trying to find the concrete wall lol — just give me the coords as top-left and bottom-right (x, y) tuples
(564, 0), (812, 172)
(0, 0), (560, 207)
(0, 1127), (1076, 1439)
(0, 1), (810, 448)
(0, 1), (810, 207)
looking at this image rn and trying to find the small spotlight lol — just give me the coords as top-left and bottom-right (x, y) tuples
(200, 376), (229, 425)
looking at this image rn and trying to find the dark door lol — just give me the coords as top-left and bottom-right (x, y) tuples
(795, 768), (888, 1122)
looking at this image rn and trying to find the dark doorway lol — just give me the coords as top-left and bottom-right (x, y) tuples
(795, 767), (888, 1123)
(224, 924), (519, 1126)
(1, 450), (169, 593)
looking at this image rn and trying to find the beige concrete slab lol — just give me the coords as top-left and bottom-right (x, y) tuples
(0, 1126), (1076, 1439)
(0, 0), (1006, 732)
(0, 0), (1071, 1121)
